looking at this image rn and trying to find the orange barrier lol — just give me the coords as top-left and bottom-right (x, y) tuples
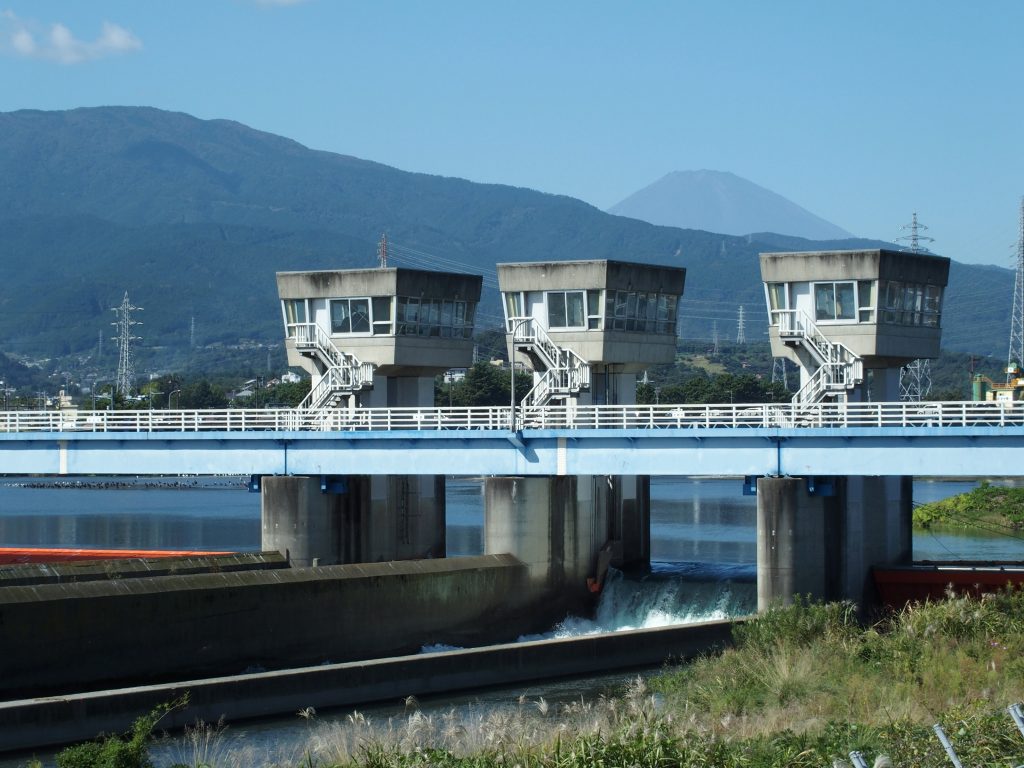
(0, 547), (233, 564)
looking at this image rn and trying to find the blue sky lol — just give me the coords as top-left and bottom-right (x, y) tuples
(2, 1), (1022, 267)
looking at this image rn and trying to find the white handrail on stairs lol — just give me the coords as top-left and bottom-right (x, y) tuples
(510, 317), (591, 406)
(288, 323), (375, 400)
(772, 310), (863, 404)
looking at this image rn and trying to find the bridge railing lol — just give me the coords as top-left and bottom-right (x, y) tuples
(1, 401), (1023, 433)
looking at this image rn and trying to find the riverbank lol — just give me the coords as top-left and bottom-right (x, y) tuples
(913, 482), (1024, 536)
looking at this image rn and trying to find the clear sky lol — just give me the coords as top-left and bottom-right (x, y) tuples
(2, 1), (1022, 267)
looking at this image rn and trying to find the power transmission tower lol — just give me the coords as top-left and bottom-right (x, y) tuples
(711, 321), (720, 356)
(111, 291), (142, 398)
(377, 232), (389, 268)
(190, 316), (196, 349)
(897, 213), (935, 401)
(772, 357), (789, 390)
(1009, 197), (1024, 381)
(899, 359), (932, 402)
(97, 330), (103, 359)
(896, 211), (935, 253)
(735, 306), (746, 344)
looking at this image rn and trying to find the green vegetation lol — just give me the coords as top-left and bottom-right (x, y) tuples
(44, 593), (1024, 768)
(52, 696), (186, 768)
(435, 362), (533, 407)
(913, 482), (1024, 532)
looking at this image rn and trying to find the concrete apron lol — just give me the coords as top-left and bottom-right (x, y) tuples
(0, 619), (740, 754)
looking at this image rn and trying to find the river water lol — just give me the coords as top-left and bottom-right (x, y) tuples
(1, 476), (1022, 765)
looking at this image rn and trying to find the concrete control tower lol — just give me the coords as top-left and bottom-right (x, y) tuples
(757, 248), (950, 609)
(761, 248), (949, 403)
(488, 260), (686, 612)
(266, 267), (482, 567)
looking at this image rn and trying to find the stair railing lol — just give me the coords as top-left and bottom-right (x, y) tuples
(510, 317), (591, 407)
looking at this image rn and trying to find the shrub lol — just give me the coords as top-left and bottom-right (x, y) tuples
(55, 697), (186, 768)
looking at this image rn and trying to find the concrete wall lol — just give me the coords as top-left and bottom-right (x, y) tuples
(760, 249), (950, 285)
(0, 619), (740, 754)
(498, 260), (685, 294)
(0, 555), (528, 699)
(277, 268), (482, 303)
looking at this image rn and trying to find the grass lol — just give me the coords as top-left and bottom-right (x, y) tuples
(38, 591), (1024, 768)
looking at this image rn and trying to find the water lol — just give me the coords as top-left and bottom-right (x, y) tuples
(0, 476), (259, 552)
(2, 475), (1023, 766)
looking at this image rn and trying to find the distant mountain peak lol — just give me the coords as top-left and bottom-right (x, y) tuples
(608, 170), (854, 241)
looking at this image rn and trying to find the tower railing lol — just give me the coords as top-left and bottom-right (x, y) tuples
(772, 309), (863, 404)
(287, 323), (374, 410)
(509, 317), (591, 407)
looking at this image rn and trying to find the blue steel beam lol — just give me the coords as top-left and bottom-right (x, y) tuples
(2, 425), (1024, 477)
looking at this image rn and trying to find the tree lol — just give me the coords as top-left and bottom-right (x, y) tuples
(266, 380), (310, 407)
(441, 362), (532, 407)
(178, 379), (228, 409)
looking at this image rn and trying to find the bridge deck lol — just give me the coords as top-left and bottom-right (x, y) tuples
(2, 401), (1022, 478)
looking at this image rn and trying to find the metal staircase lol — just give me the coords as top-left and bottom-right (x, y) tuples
(774, 310), (863, 404)
(510, 317), (591, 406)
(289, 323), (374, 413)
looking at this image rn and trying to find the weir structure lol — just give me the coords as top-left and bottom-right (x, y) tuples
(269, 267), (482, 566)
(487, 260), (686, 611)
(758, 248), (950, 609)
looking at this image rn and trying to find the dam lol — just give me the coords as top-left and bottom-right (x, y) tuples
(4, 247), (1022, 752)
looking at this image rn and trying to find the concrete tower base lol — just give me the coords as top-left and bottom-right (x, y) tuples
(756, 475), (912, 611)
(261, 474), (445, 567)
(483, 477), (601, 618)
(756, 476), (839, 611)
(482, 474), (650, 618)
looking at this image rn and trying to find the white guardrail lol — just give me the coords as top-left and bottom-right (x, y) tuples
(1, 401), (1023, 434)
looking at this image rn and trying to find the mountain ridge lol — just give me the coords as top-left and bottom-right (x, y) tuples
(0, 107), (1010, 378)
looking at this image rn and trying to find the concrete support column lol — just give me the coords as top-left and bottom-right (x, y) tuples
(262, 476), (343, 567)
(756, 476), (838, 611)
(606, 474), (650, 568)
(348, 377), (446, 563)
(262, 474), (445, 567)
(484, 476), (602, 616)
(841, 475), (912, 605)
(361, 474), (446, 562)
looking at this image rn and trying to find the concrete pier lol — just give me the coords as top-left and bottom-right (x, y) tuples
(756, 476), (836, 610)
(261, 475), (344, 567)
(756, 474), (913, 610)
(484, 476), (600, 617)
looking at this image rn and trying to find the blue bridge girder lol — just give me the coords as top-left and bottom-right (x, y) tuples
(1, 400), (1023, 478)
